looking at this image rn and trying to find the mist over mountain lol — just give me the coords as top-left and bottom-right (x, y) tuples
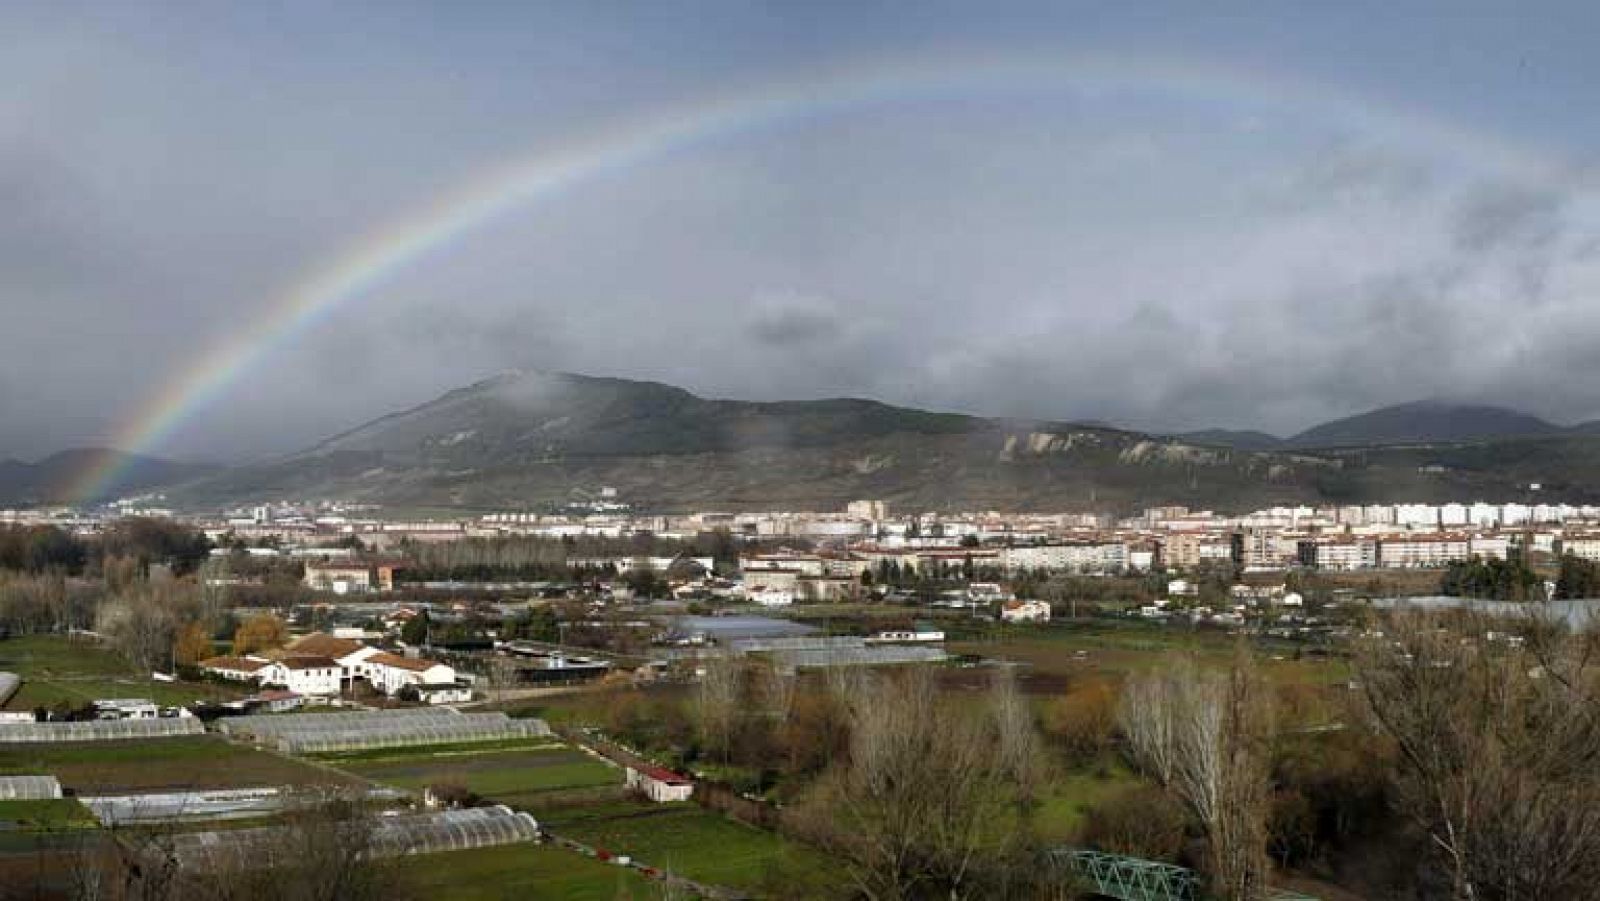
(151, 371), (1600, 513)
(1174, 429), (1286, 452)
(0, 449), (211, 507)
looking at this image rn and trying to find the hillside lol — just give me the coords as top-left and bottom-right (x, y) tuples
(0, 449), (211, 506)
(158, 373), (1600, 512)
(1285, 401), (1561, 448)
(1175, 429), (1284, 451)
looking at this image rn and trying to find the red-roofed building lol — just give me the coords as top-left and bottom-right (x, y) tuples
(258, 655), (341, 696)
(625, 764), (694, 803)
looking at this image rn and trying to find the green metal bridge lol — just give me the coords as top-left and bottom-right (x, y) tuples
(1048, 848), (1319, 901)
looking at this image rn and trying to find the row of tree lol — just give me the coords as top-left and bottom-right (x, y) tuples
(0, 519), (212, 578)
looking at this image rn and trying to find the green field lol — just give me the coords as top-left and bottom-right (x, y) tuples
(1030, 758), (1146, 843)
(949, 619), (1349, 686)
(542, 799), (840, 892)
(0, 736), (358, 793)
(325, 741), (620, 807)
(392, 842), (655, 900)
(0, 798), (97, 831)
(0, 634), (244, 710)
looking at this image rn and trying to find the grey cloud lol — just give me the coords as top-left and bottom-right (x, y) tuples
(10, 6), (1600, 462)
(1452, 184), (1565, 253)
(746, 299), (845, 347)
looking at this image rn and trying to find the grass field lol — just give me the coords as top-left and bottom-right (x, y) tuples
(1030, 758), (1146, 843)
(949, 619), (1349, 687)
(0, 798), (97, 831)
(392, 842), (656, 900)
(0, 634), (244, 710)
(542, 799), (839, 892)
(325, 741), (620, 807)
(0, 736), (358, 793)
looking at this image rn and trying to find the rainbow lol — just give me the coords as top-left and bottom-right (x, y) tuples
(68, 49), (1570, 504)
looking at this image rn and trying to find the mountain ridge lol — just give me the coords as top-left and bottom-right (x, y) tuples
(0, 448), (213, 506)
(154, 371), (1600, 513)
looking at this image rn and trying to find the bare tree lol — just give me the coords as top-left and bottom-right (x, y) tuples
(789, 668), (1029, 899)
(695, 653), (741, 763)
(757, 659), (798, 723)
(1119, 651), (1273, 900)
(482, 652), (521, 704)
(95, 583), (197, 673)
(991, 665), (1044, 810)
(1354, 611), (1600, 900)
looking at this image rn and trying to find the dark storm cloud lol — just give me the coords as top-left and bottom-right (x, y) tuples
(9, 2), (1600, 462)
(746, 300), (844, 347)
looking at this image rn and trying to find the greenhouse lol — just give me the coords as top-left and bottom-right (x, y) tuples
(0, 775), (62, 799)
(216, 707), (458, 739)
(272, 714), (549, 754)
(219, 708), (551, 753)
(168, 805), (541, 869)
(0, 716), (204, 743)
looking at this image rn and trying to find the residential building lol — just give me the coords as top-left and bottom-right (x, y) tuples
(365, 652), (457, 698)
(198, 656), (271, 682)
(1377, 534), (1472, 569)
(1001, 541), (1128, 575)
(1295, 537), (1378, 571)
(258, 656), (341, 697)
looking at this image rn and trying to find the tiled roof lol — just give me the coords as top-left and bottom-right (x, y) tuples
(278, 655), (338, 670)
(285, 633), (365, 659)
(199, 656), (269, 673)
(367, 652), (444, 673)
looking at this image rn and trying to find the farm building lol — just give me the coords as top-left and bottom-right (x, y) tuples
(257, 656), (341, 697)
(365, 652), (457, 698)
(625, 763), (694, 803)
(197, 655), (271, 682)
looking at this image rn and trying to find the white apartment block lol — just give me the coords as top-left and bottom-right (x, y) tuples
(1378, 535), (1471, 568)
(1297, 538), (1378, 571)
(1001, 542), (1128, 575)
(1468, 535), (1510, 560)
(1561, 535), (1600, 562)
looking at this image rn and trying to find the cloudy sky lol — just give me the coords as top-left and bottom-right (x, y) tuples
(5, 1), (1600, 462)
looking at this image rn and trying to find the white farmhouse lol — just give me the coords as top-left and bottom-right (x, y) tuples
(366, 652), (457, 698)
(198, 656), (272, 682)
(258, 656), (342, 697)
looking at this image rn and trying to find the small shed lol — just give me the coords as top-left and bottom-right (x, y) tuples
(625, 764), (693, 803)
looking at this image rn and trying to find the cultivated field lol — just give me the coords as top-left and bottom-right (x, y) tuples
(948, 619), (1350, 687)
(392, 842), (656, 900)
(540, 799), (841, 893)
(0, 798), (97, 831)
(0, 736), (359, 793)
(0, 634), (244, 710)
(319, 739), (620, 808)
